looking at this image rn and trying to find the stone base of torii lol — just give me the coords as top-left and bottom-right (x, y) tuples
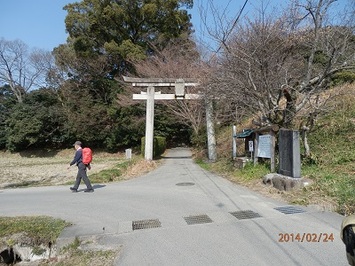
(122, 76), (217, 161)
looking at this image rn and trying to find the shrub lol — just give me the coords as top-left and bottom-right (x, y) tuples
(331, 71), (355, 86)
(141, 136), (166, 158)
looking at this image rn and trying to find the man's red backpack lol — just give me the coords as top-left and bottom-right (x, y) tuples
(82, 147), (93, 165)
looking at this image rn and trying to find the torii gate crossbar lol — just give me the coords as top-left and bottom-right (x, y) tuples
(123, 76), (201, 160)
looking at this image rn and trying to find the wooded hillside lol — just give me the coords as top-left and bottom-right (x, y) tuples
(0, 0), (354, 154)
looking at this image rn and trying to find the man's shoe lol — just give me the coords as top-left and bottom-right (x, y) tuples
(70, 187), (78, 192)
(84, 189), (94, 193)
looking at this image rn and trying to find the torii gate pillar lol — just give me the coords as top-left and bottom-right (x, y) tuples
(145, 86), (155, 160)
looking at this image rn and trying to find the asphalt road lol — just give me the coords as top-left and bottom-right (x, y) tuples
(0, 148), (348, 265)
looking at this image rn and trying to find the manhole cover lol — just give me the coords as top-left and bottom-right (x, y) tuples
(274, 206), (306, 214)
(132, 219), (161, 230)
(229, 210), (262, 220)
(176, 182), (195, 186)
(183, 214), (213, 225)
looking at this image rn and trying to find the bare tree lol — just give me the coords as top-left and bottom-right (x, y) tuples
(210, 0), (354, 122)
(131, 40), (206, 137)
(209, 15), (300, 124)
(203, 0), (355, 157)
(0, 38), (53, 103)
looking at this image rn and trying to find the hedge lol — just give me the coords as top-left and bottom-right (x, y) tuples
(141, 136), (167, 158)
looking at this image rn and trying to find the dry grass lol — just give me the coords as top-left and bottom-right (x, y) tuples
(122, 159), (159, 179)
(0, 149), (127, 189)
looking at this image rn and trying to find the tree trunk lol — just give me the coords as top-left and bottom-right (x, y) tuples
(282, 86), (296, 128)
(301, 126), (311, 157)
(206, 98), (217, 162)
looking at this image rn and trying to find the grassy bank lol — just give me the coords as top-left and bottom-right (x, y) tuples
(196, 85), (355, 216)
(0, 216), (118, 265)
(0, 216), (70, 246)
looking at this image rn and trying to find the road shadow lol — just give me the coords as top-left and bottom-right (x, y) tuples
(161, 156), (192, 159)
(76, 184), (105, 192)
(93, 184), (106, 190)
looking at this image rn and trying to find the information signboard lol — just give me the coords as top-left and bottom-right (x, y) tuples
(257, 134), (271, 158)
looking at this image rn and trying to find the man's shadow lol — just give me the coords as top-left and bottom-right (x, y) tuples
(77, 184), (106, 192)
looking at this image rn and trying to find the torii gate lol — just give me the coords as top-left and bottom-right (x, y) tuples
(122, 76), (217, 161)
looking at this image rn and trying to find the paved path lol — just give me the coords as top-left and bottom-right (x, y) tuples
(0, 148), (348, 265)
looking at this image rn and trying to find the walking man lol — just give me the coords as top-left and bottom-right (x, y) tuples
(68, 141), (94, 193)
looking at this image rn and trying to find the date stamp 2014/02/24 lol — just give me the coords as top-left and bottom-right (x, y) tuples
(278, 233), (335, 243)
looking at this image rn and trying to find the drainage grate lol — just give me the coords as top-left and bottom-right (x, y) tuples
(132, 219), (161, 230)
(176, 182), (195, 186)
(229, 210), (262, 220)
(274, 206), (306, 215)
(183, 214), (213, 225)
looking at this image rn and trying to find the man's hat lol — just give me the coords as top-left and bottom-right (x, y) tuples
(73, 141), (82, 146)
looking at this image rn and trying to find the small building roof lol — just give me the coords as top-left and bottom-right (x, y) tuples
(236, 129), (254, 138)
